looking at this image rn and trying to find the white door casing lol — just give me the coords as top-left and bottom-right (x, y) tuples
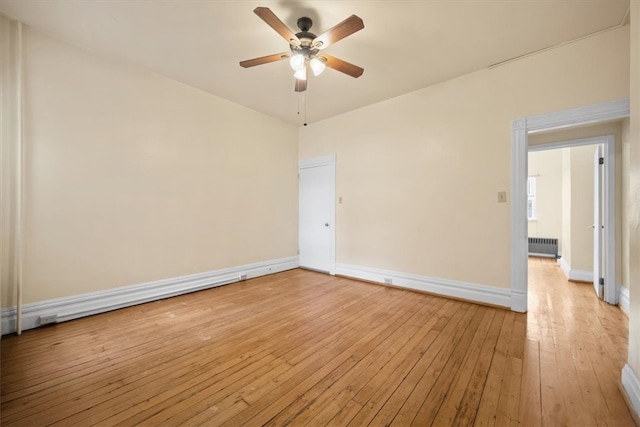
(603, 138), (617, 304)
(593, 144), (604, 299)
(298, 155), (336, 274)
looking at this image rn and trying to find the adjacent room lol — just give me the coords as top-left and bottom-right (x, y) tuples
(1, 1), (639, 425)
(527, 120), (627, 302)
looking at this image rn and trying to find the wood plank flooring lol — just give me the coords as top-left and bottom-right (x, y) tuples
(1, 258), (635, 426)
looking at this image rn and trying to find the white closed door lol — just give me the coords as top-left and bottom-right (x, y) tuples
(299, 156), (335, 273)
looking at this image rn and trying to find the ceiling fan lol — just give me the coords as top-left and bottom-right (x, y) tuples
(239, 7), (364, 92)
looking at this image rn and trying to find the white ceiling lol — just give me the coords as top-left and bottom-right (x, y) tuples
(0, 0), (629, 126)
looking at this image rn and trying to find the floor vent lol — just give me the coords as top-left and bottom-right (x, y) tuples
(528, 237), (558, 258)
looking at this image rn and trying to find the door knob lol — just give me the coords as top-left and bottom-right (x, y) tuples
(325, 223), (329, 227)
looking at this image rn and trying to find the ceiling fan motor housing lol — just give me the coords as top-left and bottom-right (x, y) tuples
(297, 16), (313, 32)
(292, 16), (319, 54)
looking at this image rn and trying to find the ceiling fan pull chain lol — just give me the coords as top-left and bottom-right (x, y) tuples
(304, 91), (307, 126)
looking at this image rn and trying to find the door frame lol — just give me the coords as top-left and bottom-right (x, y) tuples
(594, 143), (604, 299)
(511, 98), (629, 312)
(298, 154), (336, 275)
(528, 135), (615, 302)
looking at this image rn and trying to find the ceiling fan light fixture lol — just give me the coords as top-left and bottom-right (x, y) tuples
(293, 67), (307, 80)
(240, 8), (365, 92)
(309, 57), (326, 76)
(289, 53), (305, 71)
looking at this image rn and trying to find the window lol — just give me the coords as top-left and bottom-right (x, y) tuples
(527, 177), (536, 220)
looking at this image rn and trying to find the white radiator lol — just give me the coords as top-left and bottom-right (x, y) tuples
(528, 237), (558, 258)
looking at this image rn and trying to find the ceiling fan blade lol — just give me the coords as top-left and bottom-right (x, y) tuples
(295, 79), (307, 92)
(322, 54), (364, 78)
(312, 15), (364, 50)
(254, 7), (300, 45)
(240, 52), (290, 68)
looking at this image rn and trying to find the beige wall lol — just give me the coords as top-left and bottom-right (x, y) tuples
(562, 149), (573, 268)
(2, 25), (299, 307)
(0, 15), (19, 311)
(527, 149), (563, 247)
(299, 26), (629, 289)
(622, 118), (631, 291)
(529, 122), (623, 147)
(568, 145), (596, 272)
(540, 145), (595, 274)
(628, 1), (640, 382)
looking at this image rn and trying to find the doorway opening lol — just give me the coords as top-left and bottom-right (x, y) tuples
(510, 98), (629, 313)
(527, 135), (616, 304)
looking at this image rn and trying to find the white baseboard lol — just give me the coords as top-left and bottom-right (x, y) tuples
(569, 269), (593, 282)
(335, 263), (510, 308)
(619, 286), (630, 314)
(528, 252), (556, 259)
(2, 256), (299, 335)
(559, 257), (570, 278)
(510, 290), (527, 313)
(559, 258), (592, 282)
(622, 364), (640, 419)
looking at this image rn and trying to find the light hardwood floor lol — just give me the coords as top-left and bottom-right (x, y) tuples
(1, 258), (635, 426)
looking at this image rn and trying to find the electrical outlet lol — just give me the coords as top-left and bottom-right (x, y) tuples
(39, 314), (58, 325)
(498, 191), (507, 203)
